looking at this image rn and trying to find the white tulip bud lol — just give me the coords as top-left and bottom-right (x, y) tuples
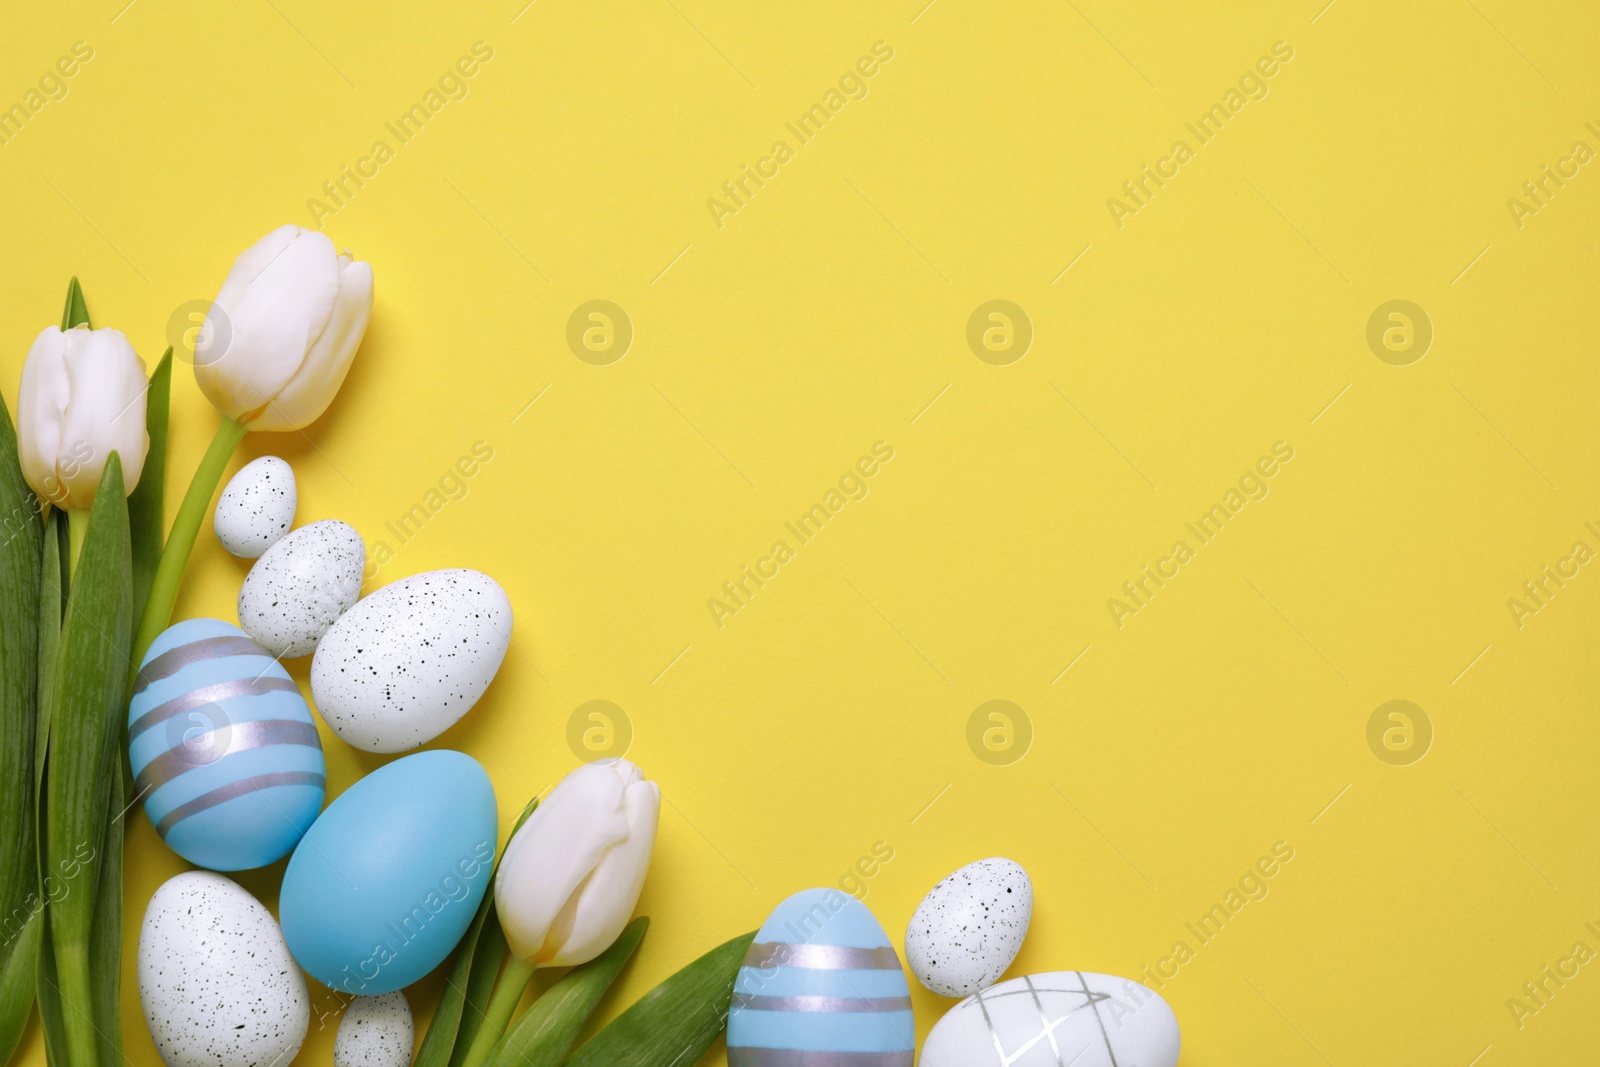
(194, 224), (373, 432)
(17, 324), (148, 509)
(494, 759), (661, 967)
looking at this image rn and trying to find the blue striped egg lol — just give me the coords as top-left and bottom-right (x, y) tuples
(728, 888), (915, 1067)
(129, 618), (325, 871)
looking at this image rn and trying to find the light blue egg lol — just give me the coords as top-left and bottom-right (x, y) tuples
(128, 618), (325, 871)
(727, 887), (915, 1067)
(278, 750), (497, 995)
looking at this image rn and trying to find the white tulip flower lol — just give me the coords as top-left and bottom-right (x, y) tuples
(17, 324), (148, 510)
(194, 224), (373, 432)
(131, 226), (372, 666)
(495, 759), (661, 967)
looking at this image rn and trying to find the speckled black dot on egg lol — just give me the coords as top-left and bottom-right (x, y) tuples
(904, 857), (1034, 998)
(137, 871), (309, 1067)
(214, 456), (298, 559)
(309, 569), (512, 754)
(237, 519), (365, 658)
(334, 991), (413, 1067)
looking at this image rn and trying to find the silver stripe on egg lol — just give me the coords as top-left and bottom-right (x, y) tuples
(965, 981), (1114, 1066)
(1024, 975), (1069, 1067)
(727, 1050), (913, 1067)
(133, 636), (271, 695)
(743, 943), (903, 971)
(1074, 970), (1120, 1067)
(154, 770), (326, 838)
(731, 993), (913, 1014)
(128, 677), (301, 741)
(134, 719), (322, 795)
(971, 985), (1009, 1066)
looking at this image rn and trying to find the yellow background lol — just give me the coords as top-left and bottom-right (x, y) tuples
(3, 0), (1598, 1064)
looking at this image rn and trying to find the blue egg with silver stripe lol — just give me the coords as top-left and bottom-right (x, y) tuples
(129, 618), (325, 871)
(728, 887), (915, 1067)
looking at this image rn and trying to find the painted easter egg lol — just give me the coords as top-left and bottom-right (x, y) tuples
(727, 888), (914, 1067)
(905, 856), (1032, 997)
(334, 992), (413, 1067)
(310, 569), (511, 752)
(214, 455), (296, 558)
(138, 871), (309, 1067)
(128, 618), (325, 871)
(919, 971), (1180, 1067)
(279, 749), (497, 995)
(238, 518), (365, 657)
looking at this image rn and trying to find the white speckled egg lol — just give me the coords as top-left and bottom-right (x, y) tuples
(311, 569), (511, 752)
(214, 456), (297, 558)
(238, 519), (365, 658)
(138, 871), (309, 1067)
(905, 857), (1032, 997)
(334, 992), (413, 1067)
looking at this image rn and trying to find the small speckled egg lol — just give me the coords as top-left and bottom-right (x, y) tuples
(334, 992), (413, 1067)
(727, 888), (914, 1066)
(238, 518), (365, 657)
(138, 871), (309, 1067)
(310, 569), (511, 752)
(214, 456), (296, 558)
(905, 857), (1032, 997)
(129, 618), (324, 871)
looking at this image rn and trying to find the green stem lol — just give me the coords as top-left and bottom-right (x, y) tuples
(461, 956), (538, 1067)
(128, 417), (247, 678)
(66, 508), (89, 575)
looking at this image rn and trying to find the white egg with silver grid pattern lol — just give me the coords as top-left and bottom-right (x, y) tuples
(919, 971), (1180, 1067)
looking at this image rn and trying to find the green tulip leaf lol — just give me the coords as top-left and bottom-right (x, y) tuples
(60, 277), (90, 331)
(413, 884), (500, 1067)
(0, 392), (41, 1064)
(44, 453), (131, 1067)
(35, 510), (61, 796)
(33, 914), (65, 1066)
(86, 750), (125, 1066)
(447, 912), (508, 1067)
(563, 929), (757, 1067)
(416, 794), (541, 1067)
(32, 511), (66, 1065)
(0, 910), (42, 1066)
